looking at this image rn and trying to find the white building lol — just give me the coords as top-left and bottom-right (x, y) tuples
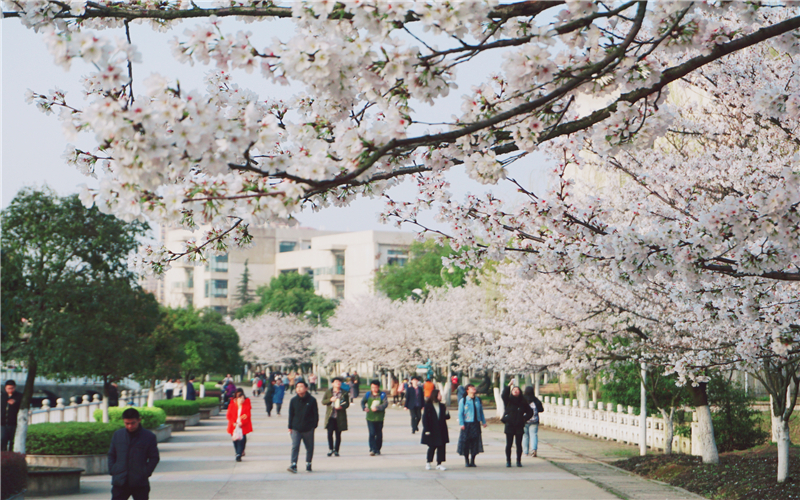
(275, 230), (415, 300)
(150, 226), (415, 313)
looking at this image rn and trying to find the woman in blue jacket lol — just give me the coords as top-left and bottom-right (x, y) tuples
(456, 384), (487, 467)
(272, 379), (286, 416)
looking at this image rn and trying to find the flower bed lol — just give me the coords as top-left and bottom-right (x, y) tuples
(1, 451), (27, 500)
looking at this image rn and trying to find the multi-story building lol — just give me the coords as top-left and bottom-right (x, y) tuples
(150, 225), (415, 313)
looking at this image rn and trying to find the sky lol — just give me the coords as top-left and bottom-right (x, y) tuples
(2, 9), (553, 237)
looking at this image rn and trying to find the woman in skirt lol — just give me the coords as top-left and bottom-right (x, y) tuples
(457, 384), (487, 467)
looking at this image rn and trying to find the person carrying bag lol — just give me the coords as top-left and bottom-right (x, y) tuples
(227, 388), (252, 462)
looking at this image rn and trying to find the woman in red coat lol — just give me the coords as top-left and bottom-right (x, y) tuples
(227, 388), (252, 462)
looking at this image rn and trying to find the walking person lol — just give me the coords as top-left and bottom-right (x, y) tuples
(185, 377), (197, 401)
(404, 377), (424, 434)
(423, 377), (435, 400)
(390, 378), (399, 406)
(361, 380), (388, 456)
(108, 408), (160, 500)
(273, 378), (286, 416)
(351, 371), (360, 399)
(308, 373), (318, 394)
(164, 379), (175, 400)
(421, 389), (449, 471)
(501, 380), (533, 467)
(287, 381), (318, 473)
(227, 388), (252, 462)
(288, 372), (297, 393)
(264, 379), (276, 416)
(2, 380), (22, 451)
(457, 384), (487, 467)
(398, 378), (407, 407)
(321, 377), (350, 457)
(523, 386), (544, 457)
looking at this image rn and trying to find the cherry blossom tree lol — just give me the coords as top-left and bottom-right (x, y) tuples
(5, 1), (800, 275)
(232, 312), (315, 368)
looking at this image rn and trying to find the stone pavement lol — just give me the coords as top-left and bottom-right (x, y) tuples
(41, 391), (700, 500)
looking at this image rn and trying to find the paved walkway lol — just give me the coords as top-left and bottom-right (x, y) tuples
(43, 391), (700, 499)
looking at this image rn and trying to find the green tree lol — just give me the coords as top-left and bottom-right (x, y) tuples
(0, 187), (147, 451)
(136, 307), (188, 406)
(602, 361), (691, 454)
(234, 259), (254, 309)
(51, 279), (161, 420)
(707, 373), (769, 452)
(374, 240), (470, 301)
(234, 272), (337, 324)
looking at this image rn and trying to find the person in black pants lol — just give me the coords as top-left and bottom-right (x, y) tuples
(404, 377), (424, 434)
(501, 381), (533, 467)
(321, 377), (350, 457)
(421, 389), (450, 470)
(1, 380), (22, 451)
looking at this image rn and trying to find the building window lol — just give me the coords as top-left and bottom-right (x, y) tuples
(387, 248), (408, 266)
(206, 254), (228, 272)
(335, 284), (345, 299)
(212, 306), (227, 314)
(280, 268), (298, 275)
(205, 279), (228, 298)
(300, 240), (312, 250)
(279, 241), (297, 253)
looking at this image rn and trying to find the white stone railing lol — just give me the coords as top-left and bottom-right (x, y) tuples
(29, 387), (165, 424)
(539, 396), (694, 455)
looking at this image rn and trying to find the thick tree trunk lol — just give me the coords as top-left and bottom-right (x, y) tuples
(13, 355), (37, 453)
(775, 416), (791, 483)
(199, 375), (206, 399)
(690, 383), (719, 464)
(148, 378), (156, 407)
(659, 408), (674, 455)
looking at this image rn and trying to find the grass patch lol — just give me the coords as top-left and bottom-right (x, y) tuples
(756, 412), (800, 444)
(603, 448), (639, 458)
(614, 445), (800, 500)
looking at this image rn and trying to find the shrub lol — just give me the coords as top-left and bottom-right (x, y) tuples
(708, 374), (769, 452)
(154, 399), (200, 416)
(1, 452), (27, 499)
(93, 406), (166, 429)
(27, 422), (122, 456)
(196, 397), (220, 408)
(204, 382), (220, 391)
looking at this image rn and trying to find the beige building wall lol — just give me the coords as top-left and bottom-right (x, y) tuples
(154, 226), (416, 313)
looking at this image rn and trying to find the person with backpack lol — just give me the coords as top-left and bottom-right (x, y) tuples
(501, 380), (533, 468)
(361, 380), (389, 456)
(457, 384), (487, 467)
(421, 389), (450, 471)
(523, 386), (544, 457)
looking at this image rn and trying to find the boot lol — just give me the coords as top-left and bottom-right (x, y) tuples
(306, 462), (313, 472)
(465, 455), (471, 467)
(516, 460), (522, 467)
(327, 449), (334, 457)
(506, 461), (511, 468)
(469, 457), (476, 467)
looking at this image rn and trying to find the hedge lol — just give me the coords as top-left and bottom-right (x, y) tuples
(93, 406), (166, 429)
(153, 399), (200, 416)
(26, 422), (121, 456)
(196, 397), (220, 408)
(204, 382), (220, 391)
(1, 452), (27, 499)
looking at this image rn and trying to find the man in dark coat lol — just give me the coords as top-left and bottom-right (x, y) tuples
(108, 408), (160, 500)
(287, 381), (318, 473)
(403, 377), (424, 434)
(184, 377), (197, 401)
(1, 380), (23, 451)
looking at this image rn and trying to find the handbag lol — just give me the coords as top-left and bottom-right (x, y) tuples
(232, 402), (244, 441)
(501, 413), (509, 424)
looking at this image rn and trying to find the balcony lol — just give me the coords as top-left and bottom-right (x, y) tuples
(314, 265), (345, 278)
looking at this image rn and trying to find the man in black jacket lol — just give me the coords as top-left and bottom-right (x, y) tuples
(1, 380), (22, 451)
(403, 377), (424, 434)
(287, 381), (318, 473)
(108, 408), (160, 500)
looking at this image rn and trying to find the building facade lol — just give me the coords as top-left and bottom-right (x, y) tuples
(150, 226), (415, 313)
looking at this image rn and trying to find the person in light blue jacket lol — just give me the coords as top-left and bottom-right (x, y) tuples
(272, 379), (287, 416)
(456, 384), (487, 467)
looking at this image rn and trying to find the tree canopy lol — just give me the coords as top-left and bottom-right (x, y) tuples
(234, 272), (337, 324)
(374, 240), (470, 301)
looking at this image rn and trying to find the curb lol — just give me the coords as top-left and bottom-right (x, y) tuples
(542, 439), (707, 500)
